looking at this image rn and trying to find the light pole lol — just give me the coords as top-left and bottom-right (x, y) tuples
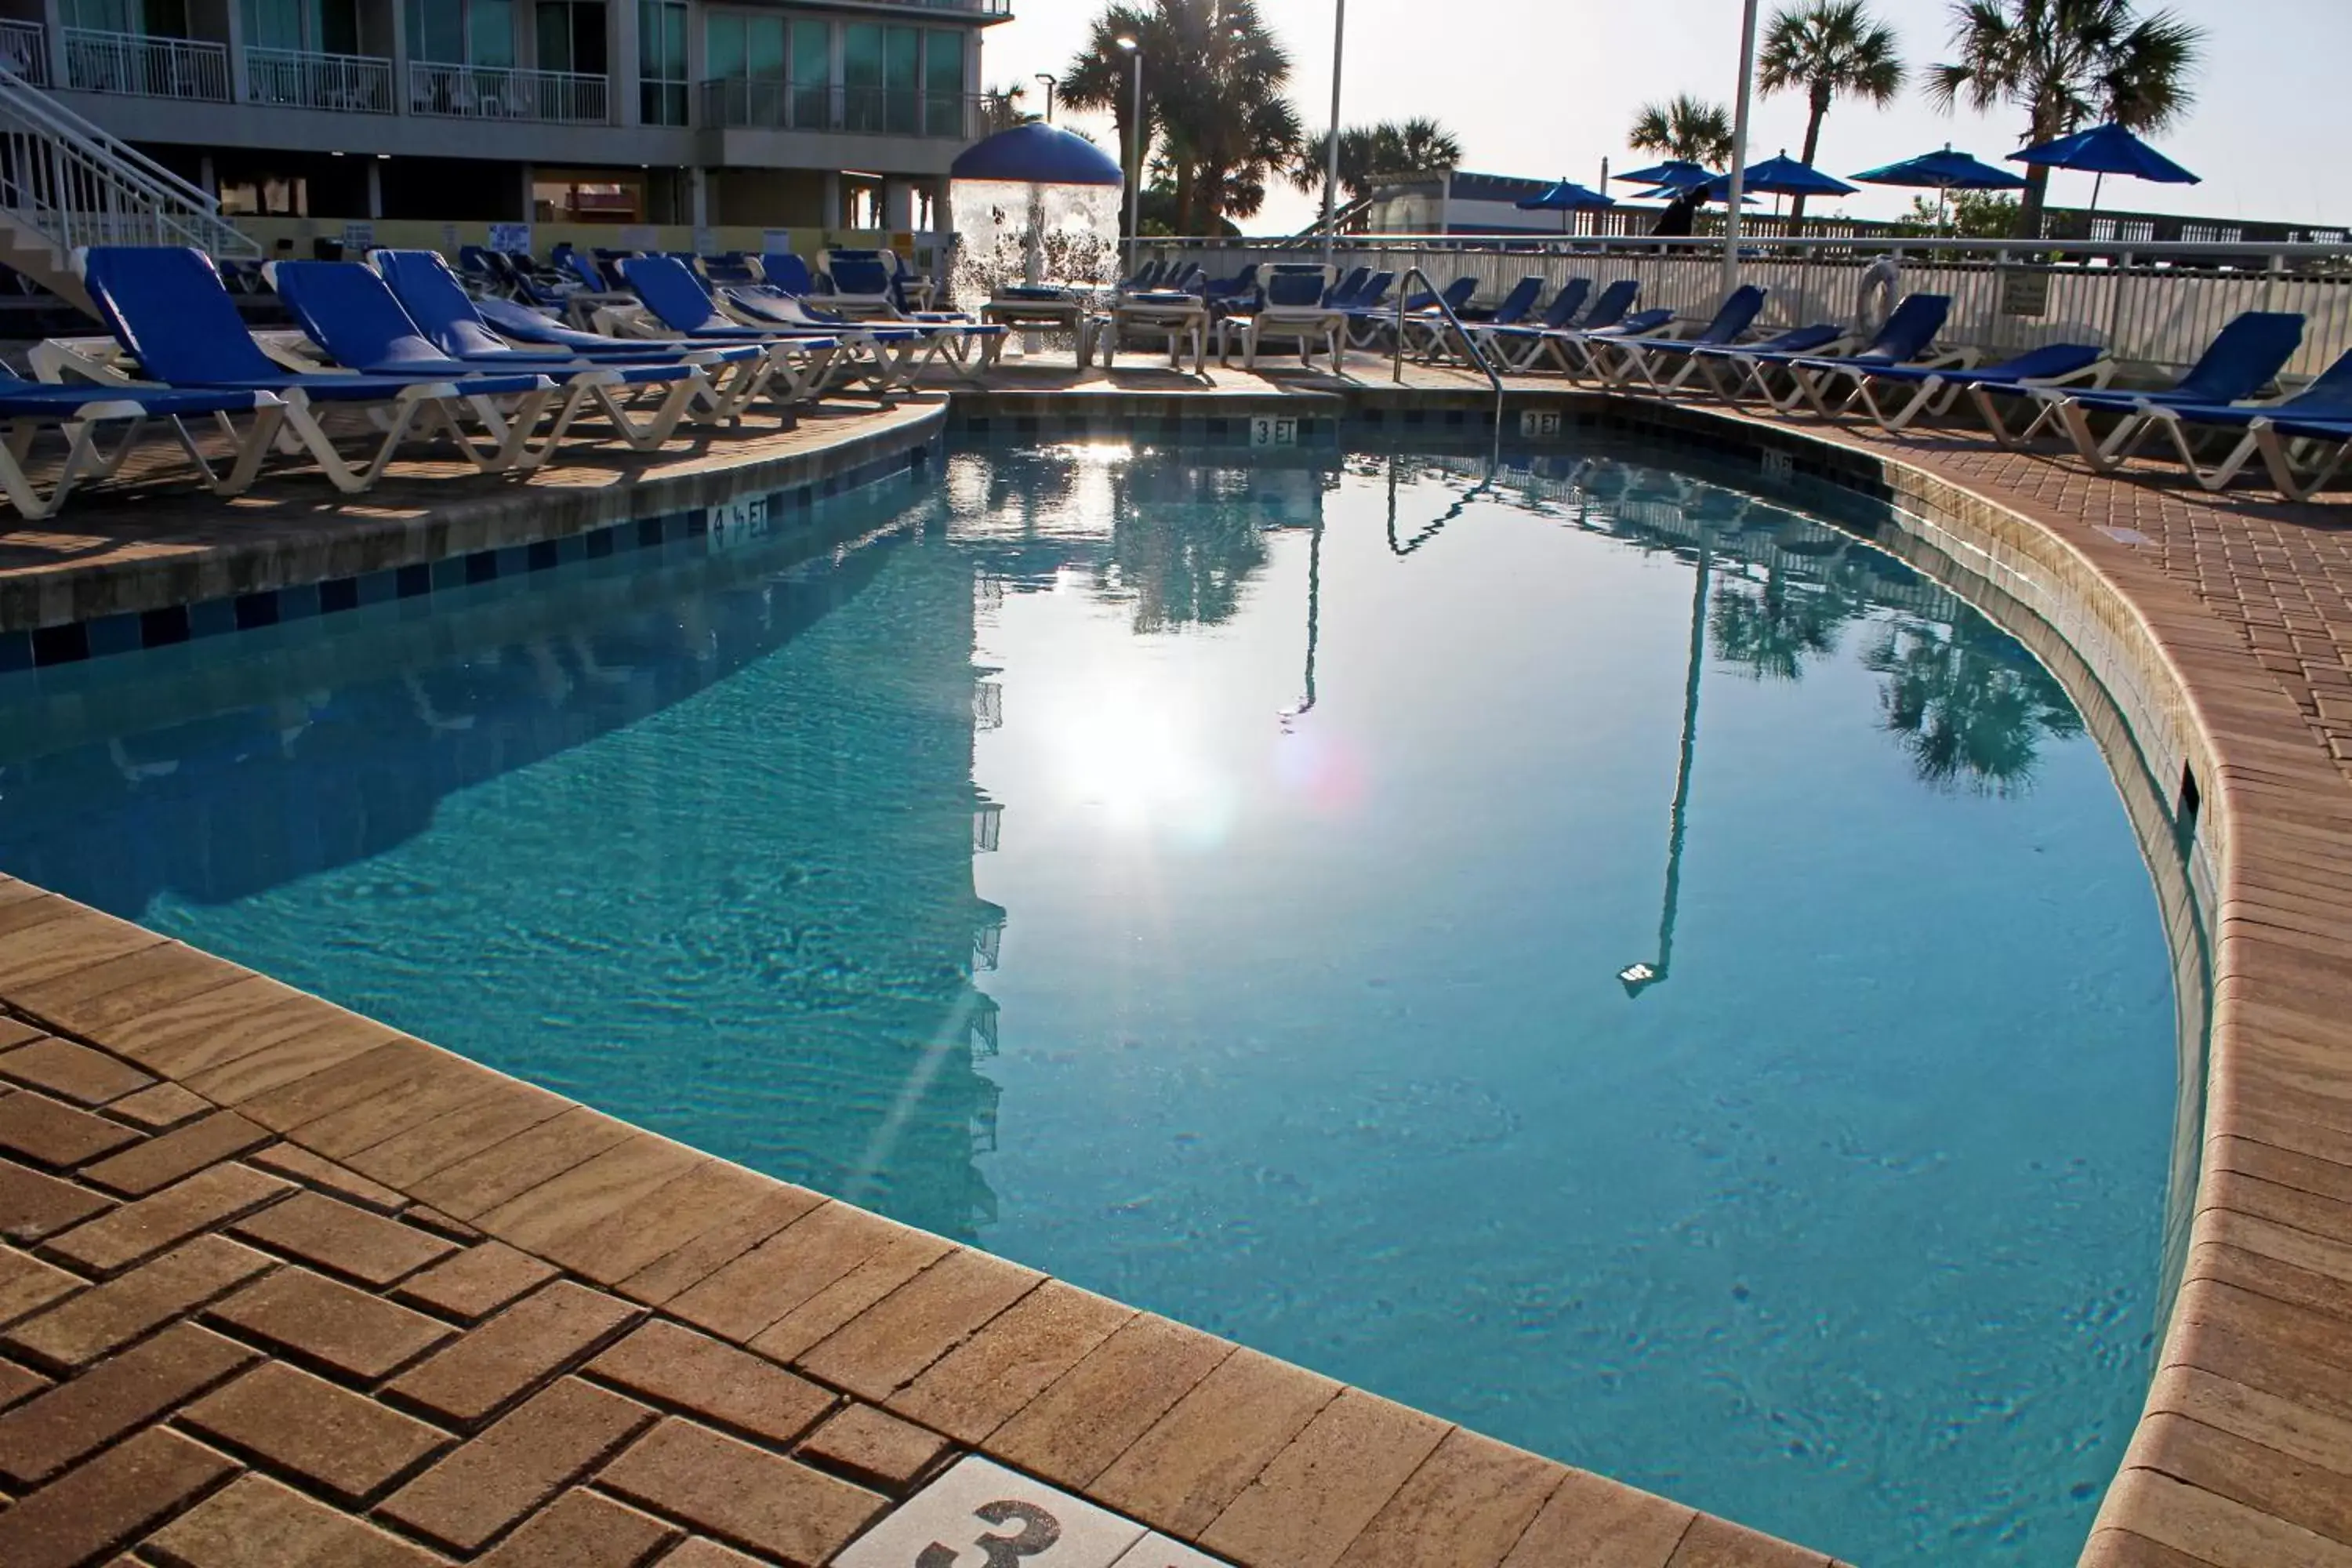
(1721, 0), (1760, 294)
(1116, 35), (1142, 274)
(1318, 0), (1345, 264)
(1033, 72), (1055, 124)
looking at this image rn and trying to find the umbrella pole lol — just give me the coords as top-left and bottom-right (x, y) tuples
(2089, 170), (2104, 220)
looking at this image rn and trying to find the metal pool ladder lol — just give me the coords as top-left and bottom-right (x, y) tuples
(1391, 265), (1506, 453)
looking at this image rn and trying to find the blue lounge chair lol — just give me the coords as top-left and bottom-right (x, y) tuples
(757, 253), (820, 296)
(2027, 311), (2308, 465)
(617, 255), (887, 393)
(375, 251), (748, 365)
(1597, 285), (1769, 389)
(0, 372), (285, 517)
(1461, 278), (1591, 361)
(1419, 275), (1544, 361)
(1668, 323), (1845, 399)
(2110, 348), (2352, 499)
(1223, 267), (1347, 372)
(372, 250), (782, 419)
(1719, 294), (1958, 412)
(1817, 341), (2112, 434)
(270, 261), (710, 458)
(75, 245), (558, 492)
(1494, 280), (1661, 375)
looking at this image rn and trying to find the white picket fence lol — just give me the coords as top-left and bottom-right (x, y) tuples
(1149, 234), (2352, 383)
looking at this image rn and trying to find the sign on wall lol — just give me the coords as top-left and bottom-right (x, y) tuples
(487, 222), (532, 252)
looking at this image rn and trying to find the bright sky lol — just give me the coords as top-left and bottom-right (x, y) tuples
(977, 0), (2347, 234)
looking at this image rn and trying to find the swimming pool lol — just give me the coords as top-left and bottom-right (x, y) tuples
(0, 436), (2182, 1563)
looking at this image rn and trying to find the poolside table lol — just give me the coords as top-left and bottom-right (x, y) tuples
(1102, 292), (1210, 375)
(978, 290), (1096, 368)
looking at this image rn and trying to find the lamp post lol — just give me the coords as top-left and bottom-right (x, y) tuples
(1721, 0), (1759, 293)
(1318, 0), (1345, 264)
(1033, 72), (1055, 124)
(1116, 35), (1142, 274)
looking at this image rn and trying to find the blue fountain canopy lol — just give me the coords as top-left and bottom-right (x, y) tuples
(1851, 146), (2027, 191)
(2008, 123), (2199, 185)
(951, 122), (1126, 187)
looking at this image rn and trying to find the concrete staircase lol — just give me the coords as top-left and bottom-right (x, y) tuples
(0, 60), (256, 316)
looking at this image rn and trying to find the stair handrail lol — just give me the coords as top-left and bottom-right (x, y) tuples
(0, 60), (256, 258)
(1392, 264), (1506, 460)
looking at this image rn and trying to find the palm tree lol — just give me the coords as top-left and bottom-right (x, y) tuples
(1758, 1), (1904, 228)
(1061, 6), (1156, 222)
(1289, 117), (1463, 211)
(1926, 0), (2204, 238)
(1065, 0), (1303, 234)
(1629, 94), (1736, 168)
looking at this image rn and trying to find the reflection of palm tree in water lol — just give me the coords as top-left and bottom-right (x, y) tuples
(1097, 488), (1270, 632)
(1864, 613), (2083, 795)
(1709, 562), (1859, 682)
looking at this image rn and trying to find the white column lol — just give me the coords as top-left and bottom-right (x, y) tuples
(689, 165), (707, 226)
(40, 0), (67, 90)
(823, 169), (841, 231)
(881, 178), (913, 230)
(518, 161), (534, 221)
(612, 0), (638, 125)
(222, 0), (250, 104)
(366, 157), (383, 217)
(198, 154), (217, 196)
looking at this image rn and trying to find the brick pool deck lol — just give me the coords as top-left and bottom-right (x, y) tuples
(0, 353), (2347, 1566)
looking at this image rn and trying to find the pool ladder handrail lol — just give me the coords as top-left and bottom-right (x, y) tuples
(1391, 266), (1506, 446)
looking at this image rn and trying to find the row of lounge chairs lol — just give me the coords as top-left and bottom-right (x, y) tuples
(461, 245), (938, 318)
(0, 243), (1008, 517)
(1431, 269), (2347, 501)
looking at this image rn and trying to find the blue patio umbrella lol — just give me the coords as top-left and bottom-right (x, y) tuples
(2009, 122), (2199, 215)
(1617, 160), (1716, 190)
(1518, 177), (1617, 234)
(1852, 145), (2027, 192)
(1852, 144), (2027, 234)
(1707, 153), (1857, 200)
(1516, 180), (1616, 210)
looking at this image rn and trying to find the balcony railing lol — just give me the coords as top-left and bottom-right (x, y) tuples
(246, 46), (394, 113)
(408, 60), (605, 122)
(697, 82), (1007, 138)
(62, 28), (230, 101)
(0, 20), (47, 85)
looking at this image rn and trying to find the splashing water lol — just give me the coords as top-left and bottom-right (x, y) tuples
(946, 178), (1123, 314)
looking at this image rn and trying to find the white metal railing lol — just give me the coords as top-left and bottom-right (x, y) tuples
(245, 46), (393, 113)
(0, 20), (46, 86)
(407, 60), (605, 122)
(1156, 233), (2352, 382)
(0, 60), (257, 259)
(62, 27), (230, 102)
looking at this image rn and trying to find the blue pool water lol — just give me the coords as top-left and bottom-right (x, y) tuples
(0, 440), (2178, 1563)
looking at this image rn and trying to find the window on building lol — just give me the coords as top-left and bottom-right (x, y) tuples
(245, 0), (356, 51)
(923, 29), (960, 136)
(67, 0), (186, 34)
(403, 0), (510, 64)
(535, 0), (604, 74)
(637, 0), (685, 123)
(789, 19), (827, 127)
(842, 22), (915, 133)
(703, 9), (782, 123)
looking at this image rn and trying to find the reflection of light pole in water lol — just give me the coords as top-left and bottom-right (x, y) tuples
(1281, 514), (1323, 731)
(1620, 527), (1710, 998)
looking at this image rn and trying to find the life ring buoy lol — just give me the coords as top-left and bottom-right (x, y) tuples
(1857, 254), (1900, 336)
